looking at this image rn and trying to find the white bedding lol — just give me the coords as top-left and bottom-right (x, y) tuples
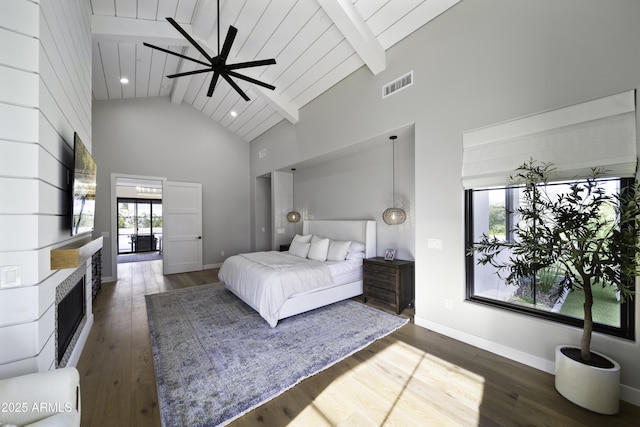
(220, 219), (376, 327)
(219, 251), (360, 327)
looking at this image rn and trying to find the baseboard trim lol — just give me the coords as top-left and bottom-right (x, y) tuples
(414, 316), (640, 407)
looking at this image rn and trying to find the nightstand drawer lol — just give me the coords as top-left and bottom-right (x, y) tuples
(364, 262), (396, 275)
(363, 273), (397, 291)
(364, 285), (396, 308)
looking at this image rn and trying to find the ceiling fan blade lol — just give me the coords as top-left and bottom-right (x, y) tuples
(166, 17), (213, 62)
(207, 72), (221, 97)
(220, 26), (238, 60)
(167, 68), (213, 79)
(227, 70), (275, 91)
(226, 58), (276, 71)
(143, 42), (210, 67)
(221, 73), (250, 101)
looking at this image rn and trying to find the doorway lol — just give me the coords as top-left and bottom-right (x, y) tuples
(115, 177), (163, 264)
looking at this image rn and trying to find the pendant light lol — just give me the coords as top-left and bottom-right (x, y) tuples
(287, 168), (301, 223)
(382, 135), (406, 225)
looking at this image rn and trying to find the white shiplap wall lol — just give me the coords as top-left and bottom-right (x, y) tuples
(0, 0), (93, 378)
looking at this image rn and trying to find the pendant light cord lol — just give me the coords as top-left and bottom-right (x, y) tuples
(392, 139), (395, 207)
(390, 135), (398, 208)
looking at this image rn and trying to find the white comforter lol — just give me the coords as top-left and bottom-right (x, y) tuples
(218, 251), (332, 327)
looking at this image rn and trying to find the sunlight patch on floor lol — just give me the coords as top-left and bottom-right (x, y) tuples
(290, 338), (486, 426)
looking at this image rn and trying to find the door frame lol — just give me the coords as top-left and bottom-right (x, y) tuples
(110, 173), (166, 282)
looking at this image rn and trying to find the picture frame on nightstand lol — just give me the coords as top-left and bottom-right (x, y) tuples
(384, 248), (396, 261)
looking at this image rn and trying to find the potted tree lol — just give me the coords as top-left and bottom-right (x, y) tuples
(469, 160), (638, 414)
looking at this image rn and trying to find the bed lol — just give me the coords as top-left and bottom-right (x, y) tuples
(219, 220), (376, 327)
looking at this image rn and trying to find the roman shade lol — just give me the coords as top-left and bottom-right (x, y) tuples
(462, 90), (637, 189)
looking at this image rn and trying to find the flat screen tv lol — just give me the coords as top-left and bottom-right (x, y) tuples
(71, 133), (97, 235)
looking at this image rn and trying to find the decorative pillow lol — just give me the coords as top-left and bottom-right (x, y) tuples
(289, 241), (311, 258)
(346, 251), (366, 260)
(307, 238), (330, 261)
(327, 240), (352, 261)
(310, 234), (326, 244)
(292, 234), (312, 244)
(348, 241), (365, 253)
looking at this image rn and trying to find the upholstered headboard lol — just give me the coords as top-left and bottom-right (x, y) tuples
(302, 220), (377, 258)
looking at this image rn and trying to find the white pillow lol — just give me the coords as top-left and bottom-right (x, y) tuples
(311, 234), (326, 243)
(346, 251), (365, 260)
(348, 241), (365, 253)
(289, 241), (311, 258)
(307, 238), (330, 261)
(327, 240), (352, 261)
(292, 234), (312, 244)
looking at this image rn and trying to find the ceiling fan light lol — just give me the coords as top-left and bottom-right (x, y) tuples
(287, 211), (301, 223)
(383, 207), (406, 225)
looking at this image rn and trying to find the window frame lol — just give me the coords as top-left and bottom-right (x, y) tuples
(464, 178), (636, 341)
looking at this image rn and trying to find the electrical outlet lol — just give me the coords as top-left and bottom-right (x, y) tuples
(259, 148), (267, 159)
(221, 251), (225, 257)
(428, 238), (443, 250)
(444, 298), (453, 310)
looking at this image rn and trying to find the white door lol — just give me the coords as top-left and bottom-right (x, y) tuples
(163, 181), (203, 274)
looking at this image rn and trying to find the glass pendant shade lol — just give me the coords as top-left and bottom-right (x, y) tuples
(383, 207), (406, 225)
(287, 211), (301, 223)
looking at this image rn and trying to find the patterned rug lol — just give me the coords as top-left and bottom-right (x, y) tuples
(145, 282), (408, 427)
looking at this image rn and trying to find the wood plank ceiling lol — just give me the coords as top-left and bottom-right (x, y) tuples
(91, 0), (460, 141)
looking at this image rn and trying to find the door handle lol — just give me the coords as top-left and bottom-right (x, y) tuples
(197, 236), (202, 239)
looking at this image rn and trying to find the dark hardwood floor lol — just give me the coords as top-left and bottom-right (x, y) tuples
(76, 260), (640, 426)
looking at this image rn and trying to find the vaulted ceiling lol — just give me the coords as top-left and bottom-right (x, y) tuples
(91, 0), (460, 141)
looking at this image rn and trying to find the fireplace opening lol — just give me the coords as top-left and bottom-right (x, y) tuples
(57, 276), (85, 363)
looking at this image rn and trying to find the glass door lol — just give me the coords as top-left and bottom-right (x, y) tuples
(117, 198), (163, 254)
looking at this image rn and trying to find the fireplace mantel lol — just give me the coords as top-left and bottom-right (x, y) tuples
(50, 236), (103, 270)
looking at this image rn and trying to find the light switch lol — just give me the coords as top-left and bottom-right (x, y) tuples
(1, 266), (22, 288)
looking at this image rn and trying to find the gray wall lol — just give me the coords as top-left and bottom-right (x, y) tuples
(92, 97), (250, 279)
(250, 0), (640, 398)
(292, 131), (415, 260)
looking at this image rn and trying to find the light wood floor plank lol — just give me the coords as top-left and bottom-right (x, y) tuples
(77, 260), (640, 426)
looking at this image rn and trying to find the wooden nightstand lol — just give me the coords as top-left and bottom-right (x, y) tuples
(363, 257), (415, 314)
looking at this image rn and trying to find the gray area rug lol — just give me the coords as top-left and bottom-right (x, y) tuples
(145, 282), (408, 427)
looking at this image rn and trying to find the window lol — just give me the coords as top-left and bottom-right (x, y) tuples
(465, 178), (635, 339)
(117, 198), (163, 254)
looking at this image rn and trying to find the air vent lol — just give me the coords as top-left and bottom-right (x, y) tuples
(382, 71), (413, 99)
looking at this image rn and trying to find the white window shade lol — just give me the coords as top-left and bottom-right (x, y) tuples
(462, 90), (637, 189)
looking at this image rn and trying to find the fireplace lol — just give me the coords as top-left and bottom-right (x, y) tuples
(57, 277), (85, 363)
(56, 265), (88, 367)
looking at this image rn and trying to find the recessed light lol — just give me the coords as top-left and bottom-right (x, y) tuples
(230, 111), (238, 117)
(120, 77), (129, 84)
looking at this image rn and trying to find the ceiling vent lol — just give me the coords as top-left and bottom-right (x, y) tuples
(382, 71), (413, 99)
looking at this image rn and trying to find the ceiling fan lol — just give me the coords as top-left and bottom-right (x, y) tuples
(143, 0), (276, 101)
